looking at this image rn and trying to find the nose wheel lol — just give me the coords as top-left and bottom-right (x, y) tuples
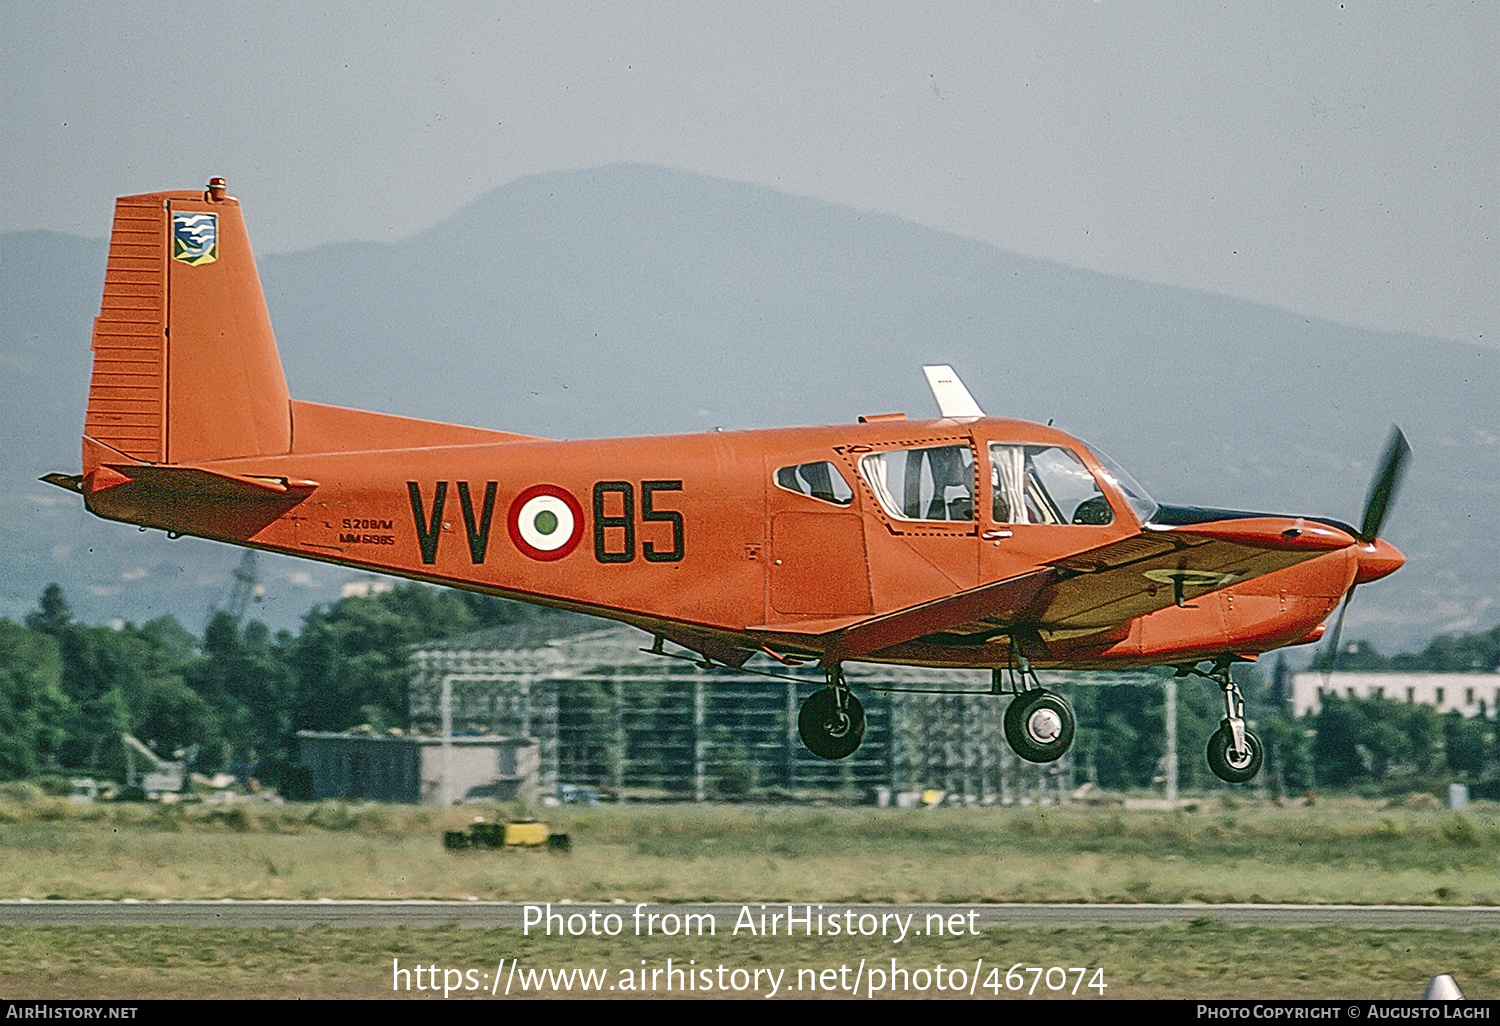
(1206, 723), (1264, 783)
(1178, 657), (1264, 784)
(798, 671), (866, 760)
(1003, 689), (1076, 763)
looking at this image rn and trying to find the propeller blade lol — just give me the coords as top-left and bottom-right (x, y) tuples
(1320, 428), (1407, 684)
(1320, 584), (1356, 688)
(1359, 427), (1410, 543)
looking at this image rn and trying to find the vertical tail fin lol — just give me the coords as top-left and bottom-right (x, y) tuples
(85, 179), (291, 468)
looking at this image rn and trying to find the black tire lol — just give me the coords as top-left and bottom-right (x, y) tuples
(1003, 690), (1075, 763)
(1206, 724), (1264, 783)
(798, 689), (867, 760)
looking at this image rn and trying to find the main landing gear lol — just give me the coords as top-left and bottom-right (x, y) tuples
(995, 650), (1077, 764)
(1178, 657), (1264, 784)
(795, 660), (1079, 764)
(798, 667), (867, 760)
(1003, 687), (1076, 764)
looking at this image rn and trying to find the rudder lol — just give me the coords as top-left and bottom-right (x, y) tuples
(84, 178), (291, 468)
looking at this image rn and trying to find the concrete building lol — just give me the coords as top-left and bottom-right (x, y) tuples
(1289, 671), (1500, 719)
(296, 731), (540, 804)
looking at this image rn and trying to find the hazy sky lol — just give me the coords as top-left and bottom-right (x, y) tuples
(4, 2), (1494, 345)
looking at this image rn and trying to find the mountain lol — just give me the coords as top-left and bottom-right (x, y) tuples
(3, 164), (1495, 654)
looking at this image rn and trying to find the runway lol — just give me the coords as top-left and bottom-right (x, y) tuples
(1, 900), (1495, 929)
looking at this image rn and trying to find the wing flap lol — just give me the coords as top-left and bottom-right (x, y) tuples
(821, 570), (1056, 664)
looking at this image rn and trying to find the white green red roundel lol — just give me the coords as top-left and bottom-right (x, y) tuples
(507, 485), (584, 561)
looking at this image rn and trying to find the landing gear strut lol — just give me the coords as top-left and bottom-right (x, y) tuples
(1179, 657), (1264, 784)
(798, 666), (866, 760)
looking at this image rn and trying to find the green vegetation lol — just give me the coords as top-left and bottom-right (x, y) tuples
(2, 583), (1496, 800)
(0, 800), (1496, 998)
(1313, 623), (1500, 673)
(0, 588), (1494, 1001)
(0, 799), (1495, 906)
(2, 582), (538, 789)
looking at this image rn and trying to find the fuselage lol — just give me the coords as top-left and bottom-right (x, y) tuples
(80, 404), (1392, 671)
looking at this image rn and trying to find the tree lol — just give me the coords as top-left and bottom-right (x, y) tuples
(1311, 694), (1450, 787)
(24, 583), (73, 638)
(1443, 712), (1494, 781)
(1311, 695), (1370, 786)
(288, 582), (531, 735)
(1385, 622), (1500, 672)
(1308, 638), (1388, 672)
(0, 620), (71, 778)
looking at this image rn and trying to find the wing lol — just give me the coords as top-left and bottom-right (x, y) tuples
(820, 518), (1353, 664)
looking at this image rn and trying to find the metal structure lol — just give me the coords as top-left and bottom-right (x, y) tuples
(204, 549), (262, 633)
(410, 613), (1088, 801)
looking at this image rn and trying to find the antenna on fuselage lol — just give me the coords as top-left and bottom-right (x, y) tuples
(922, 365), (985, 419)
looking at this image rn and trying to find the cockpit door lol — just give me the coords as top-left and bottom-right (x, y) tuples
(978, 439), (1134, 587)
(847, 436), (981, 609)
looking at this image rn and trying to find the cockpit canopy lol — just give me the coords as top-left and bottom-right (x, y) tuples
(776, 429), (1159, 528)
(850, 436), (1156, 527)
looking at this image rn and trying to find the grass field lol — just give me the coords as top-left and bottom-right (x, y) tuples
(0, 795), (1495, 998)
(0, 795), (1495, 905)
(4, 923), (1497, 999)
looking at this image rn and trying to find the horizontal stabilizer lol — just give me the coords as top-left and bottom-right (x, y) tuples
(102, 464), (317, 501)
(40, 473), (85, 494)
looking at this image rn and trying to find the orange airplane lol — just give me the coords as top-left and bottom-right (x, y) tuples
(46, 179), (1409, 783)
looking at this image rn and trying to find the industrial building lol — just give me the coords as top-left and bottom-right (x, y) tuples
(295, 731), (539, 804)
(408, 612), (1077, 803)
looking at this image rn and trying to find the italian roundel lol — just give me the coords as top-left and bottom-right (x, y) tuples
(507, 485), (585, 561)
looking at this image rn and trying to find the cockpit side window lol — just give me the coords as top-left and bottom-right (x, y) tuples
(990, 444), (1113, 525)
(858, 445), (975, 522)
(775, 461), (854, 506)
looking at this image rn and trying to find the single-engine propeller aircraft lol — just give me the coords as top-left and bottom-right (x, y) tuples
(46, 180), (1411, 783)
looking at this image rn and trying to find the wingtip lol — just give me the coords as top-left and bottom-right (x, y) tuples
(40, 473), (84, 494)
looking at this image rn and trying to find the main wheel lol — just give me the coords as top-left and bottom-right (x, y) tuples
(1206, 723), (1264, 783)
(798, 689), (866, 760)
(1003, 689), (1075, 763)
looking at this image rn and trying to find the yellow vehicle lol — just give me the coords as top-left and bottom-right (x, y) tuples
(444, 819), (570, 852)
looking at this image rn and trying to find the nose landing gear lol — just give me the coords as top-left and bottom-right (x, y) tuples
(1206, 723), (1263, 783)
(1179, 657), (1264, 783)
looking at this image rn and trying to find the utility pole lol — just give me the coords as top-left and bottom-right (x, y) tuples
(1164, 677), (1178, 801)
